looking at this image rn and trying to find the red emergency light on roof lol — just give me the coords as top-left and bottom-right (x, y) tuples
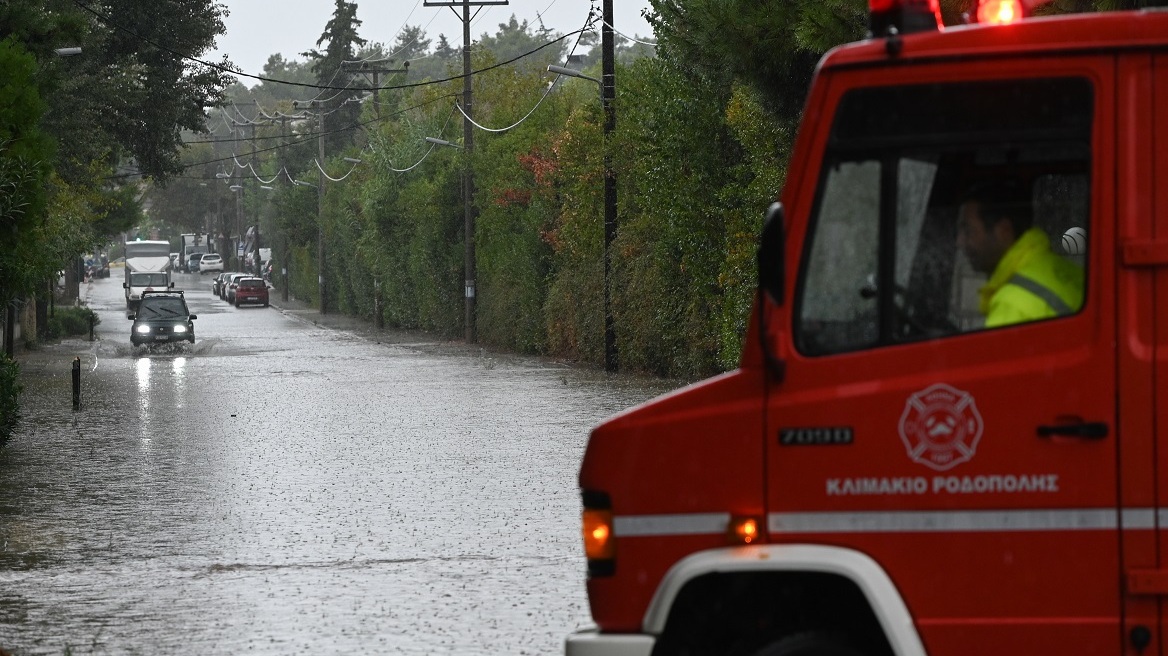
(977, 0), (1025, 24)
(868, 0), (942, 36)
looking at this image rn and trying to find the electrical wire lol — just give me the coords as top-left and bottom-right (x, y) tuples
(73, 0), (582, 94)
(381, 106), (457, 173)
(190, 93), (458, 148)
(313, 159), (360, 183)
(456, 6), (597, 134)
(598, 20), (657, 47)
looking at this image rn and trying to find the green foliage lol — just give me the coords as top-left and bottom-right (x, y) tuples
(542, 106), (605, 362)
(604, 57), (743, 377)
(649, 0), (830, 119)
(0, 37), (54, 302)
(143, 143), (223, 233)
(471, 56), (569, 352)
(287, 244), (318, 307)
(355, 97), (463, 335)
(476, 15), (562, 74)
(43, 306), (99, 340)
(715, 84), (791, 368)
(7, 0), (234, 183)
(0, 352), (20, 441)
(303, 0), (368, 153)
(0, 37), (51, 236)
(182, 9), (833, 379)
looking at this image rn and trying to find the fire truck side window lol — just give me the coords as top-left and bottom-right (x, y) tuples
(797, 159), (882, 353)
(795, 78), (1093, 356)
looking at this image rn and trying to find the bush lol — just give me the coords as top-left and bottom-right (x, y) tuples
(0, 353), (21, 441)
(44, 306), (99, 340)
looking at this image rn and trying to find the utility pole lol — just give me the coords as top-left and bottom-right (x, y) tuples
(602, 0), (618, 372)
(318, 107), (326, 314)
(246, 119), (257, 273)
(277, 114), (293, 303)
(339, 60), (409, 121)
(425, 0), (507, 343)
(294, 99), (327, 314)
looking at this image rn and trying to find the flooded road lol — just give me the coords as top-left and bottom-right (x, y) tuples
(0, 273), (678, 655)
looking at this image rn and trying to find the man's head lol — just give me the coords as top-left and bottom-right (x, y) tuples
(957, 180), (1033, 275)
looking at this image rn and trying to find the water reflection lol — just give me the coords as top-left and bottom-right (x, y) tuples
(172, 356), (187, 410)
(135, 357), (152, 410)
(0, 282), (681, 655)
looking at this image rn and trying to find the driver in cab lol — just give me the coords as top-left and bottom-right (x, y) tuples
(956, 180), (1084, 328)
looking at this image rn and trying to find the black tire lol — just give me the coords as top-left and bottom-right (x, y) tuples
(234, 299), (240, 308)
(263, 301), (269, 308)
(751, 633), (867, 656)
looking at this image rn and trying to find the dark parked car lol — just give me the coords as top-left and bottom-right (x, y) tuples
(128, 290), (196, 346)
(187, 253), (205, 273)
(212, 271), (239, 298)
(224, 273), (253, 303)
(234, 277), (269, 308)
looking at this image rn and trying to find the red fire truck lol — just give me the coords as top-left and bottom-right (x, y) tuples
(568, 1), (1168, 655)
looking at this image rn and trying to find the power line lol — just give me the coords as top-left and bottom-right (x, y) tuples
(73, 0), (581, 94)
(111, 93), (460, 179)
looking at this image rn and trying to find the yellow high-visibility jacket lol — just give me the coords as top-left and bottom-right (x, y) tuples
(978, 227), (1085, 328)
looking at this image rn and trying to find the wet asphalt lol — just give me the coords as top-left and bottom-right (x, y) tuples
(0, 272), (678, 655)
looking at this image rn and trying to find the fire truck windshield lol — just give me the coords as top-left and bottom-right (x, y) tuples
(795, 77), (1092, 356)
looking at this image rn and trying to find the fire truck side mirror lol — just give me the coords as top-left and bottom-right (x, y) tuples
(758, 202), (785, 305)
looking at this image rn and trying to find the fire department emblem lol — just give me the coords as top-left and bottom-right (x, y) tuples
(898, 383), (983, 471)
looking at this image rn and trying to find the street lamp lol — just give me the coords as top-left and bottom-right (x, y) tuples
(54, 47), (82, 57)
(547, 62), (618, 372)
(425, 137), (461, 149)
(547, 65), (600, 86)
(343, 157), (362, 164)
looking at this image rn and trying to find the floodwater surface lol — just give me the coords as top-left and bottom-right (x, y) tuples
(0, 274), (678, 655)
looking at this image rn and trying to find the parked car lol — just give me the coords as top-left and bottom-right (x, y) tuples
(224, 273), (252, 303)
(199, 253), (224, 274)
(128, 290), (196, 346)
(187, 253), (205, 273)
(233, 277), (269, 308)
(212, 271), (237, 297)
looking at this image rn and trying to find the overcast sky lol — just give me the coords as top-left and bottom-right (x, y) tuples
(208, 1), (656, 84)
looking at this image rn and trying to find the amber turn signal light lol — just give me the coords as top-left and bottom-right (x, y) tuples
(583, 508), (616, 560)
(728, 516), (762, 545)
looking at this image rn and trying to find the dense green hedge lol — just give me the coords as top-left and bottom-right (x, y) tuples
(43, 305), (100, 341)
(0, 353), (20, 441)
(265, 56), (787, 380)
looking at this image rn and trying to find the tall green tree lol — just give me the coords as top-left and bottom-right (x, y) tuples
(648, 0), (845, 120)
(302, 0), (368, 153)
(392, 24), (431, 61)
(0, 36), (54, 301)
(477, 15), (562, 74)
(0, 0), (235, 183)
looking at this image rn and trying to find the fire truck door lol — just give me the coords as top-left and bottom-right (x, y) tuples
(767, 65), (1120, 654)
(1121, 50), (1168, 656)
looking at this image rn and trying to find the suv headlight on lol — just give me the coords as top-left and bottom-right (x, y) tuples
(172, 325), (188, 333)
(135, 325), (151, 334)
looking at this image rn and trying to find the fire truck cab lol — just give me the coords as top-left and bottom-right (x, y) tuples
(569, 3), (1168, 655)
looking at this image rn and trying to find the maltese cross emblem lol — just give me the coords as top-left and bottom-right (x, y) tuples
(899, 383), (983, 471)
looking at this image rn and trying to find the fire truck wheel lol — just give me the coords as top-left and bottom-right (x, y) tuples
(750, 632), (867, 656)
